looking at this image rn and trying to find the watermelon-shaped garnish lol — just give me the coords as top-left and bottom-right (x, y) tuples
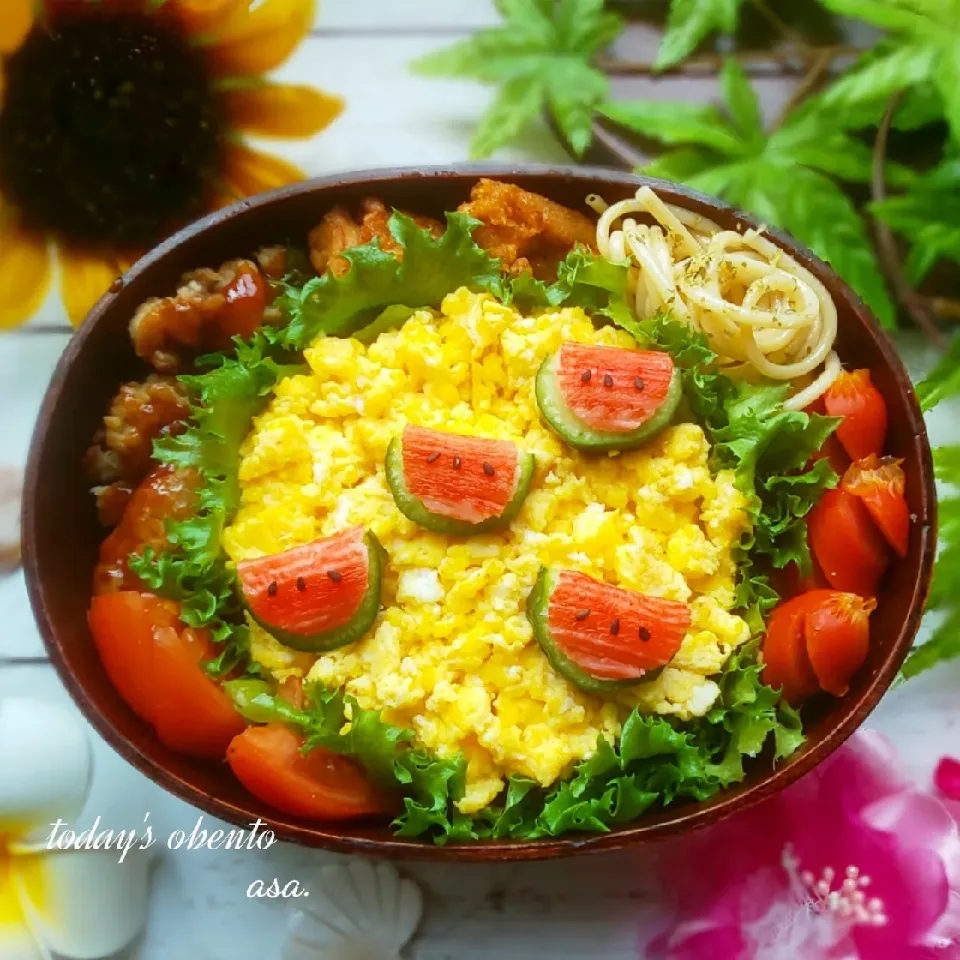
(237, 526), (384, 652)
(385, 425), (535, 535)
(536, 342), (681, 452)
(526, 567), (691, 694)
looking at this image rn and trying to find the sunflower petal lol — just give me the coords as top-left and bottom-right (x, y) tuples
(222, 142), (305, 198)
(168, 0), (246, 37)
(0, 219), (51, 331)
(12, 849), (151, 960)
(222, 82), (343, 138)
(58, 248), (122, 328)
(204, 0), (315, 77)
(0, 0), (32, 55)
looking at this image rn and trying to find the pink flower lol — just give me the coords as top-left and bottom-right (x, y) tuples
(646, 732), (960, 960)
(936, 758), (960, 803)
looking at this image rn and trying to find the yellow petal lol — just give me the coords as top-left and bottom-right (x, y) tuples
(222, 82), (344, 138)
(12, 849), (150, 959)
(0, 0), (33, 56)
(169, 0), (246, 37)
(222, 142), (305, 198)
(0, 219), (51, 331)
(58, 248), (122, 328)
(0, 849), (42, 960)
(204, 0), (314, 76)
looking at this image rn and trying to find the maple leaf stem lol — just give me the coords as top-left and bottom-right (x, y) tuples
(870, 94), (946, 347)
(931, 297), (960, 322)
(750, 0), (805, 48)
(771, 46), (834, 131)
(596, 45), (859, 77)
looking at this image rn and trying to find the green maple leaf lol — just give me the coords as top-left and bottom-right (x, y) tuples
(871, 153), (960, 285)
(655, 0), (747, 71)
(598, 59), (905, 326)
(411, 0), (623, 158)
(814, 0), (960, 142)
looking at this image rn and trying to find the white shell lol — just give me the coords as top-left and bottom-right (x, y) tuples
(0, 698), (91, 844)
(283, 861), (423, 960)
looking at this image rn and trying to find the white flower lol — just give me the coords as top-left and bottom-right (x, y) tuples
(0, 697), (152, 959)
(283, 860), (423, 960)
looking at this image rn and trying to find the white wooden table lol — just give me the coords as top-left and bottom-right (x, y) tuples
(2, 3), (957, 956)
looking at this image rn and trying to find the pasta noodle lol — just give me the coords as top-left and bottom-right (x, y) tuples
(586, 186), (841, 410)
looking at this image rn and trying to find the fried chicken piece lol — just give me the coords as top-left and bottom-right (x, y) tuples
(308, 198), (443, 277)
(129, 258), (267, 373)
(458, 179), (597, 279)
(93, 465), (200, 594)
(84, 375), (191, 525)
(255, 245), (289, 280)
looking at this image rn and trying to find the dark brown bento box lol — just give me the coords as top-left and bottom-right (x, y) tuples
(22, 165), (936, 861)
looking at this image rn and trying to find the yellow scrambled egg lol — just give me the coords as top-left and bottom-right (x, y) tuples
(223, 289), (752, 813)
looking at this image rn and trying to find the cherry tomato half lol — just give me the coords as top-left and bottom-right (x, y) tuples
(227, 724), (386, 821)
(808, 488), (889, 597)
(804, 396), (850, 475)
(762, 592), (823, 705)
(804, 590), (875, 697)
(88, 591), (245, 757)
(823, 369), (887, 462)
(842, 455), (910, 558)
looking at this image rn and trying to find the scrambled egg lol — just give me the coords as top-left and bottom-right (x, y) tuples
(223, 289), (752, 813)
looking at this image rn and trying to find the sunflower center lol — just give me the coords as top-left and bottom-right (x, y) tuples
(0, 9), (226, 248)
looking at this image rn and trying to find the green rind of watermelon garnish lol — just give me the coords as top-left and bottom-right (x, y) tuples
(237, 527), (385, 653)
(535, 342), (682, 452)
(526, 566), (691, 695)
(385, 426), (536, 536)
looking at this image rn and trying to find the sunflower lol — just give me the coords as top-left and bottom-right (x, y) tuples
(0, 0), (343, 329)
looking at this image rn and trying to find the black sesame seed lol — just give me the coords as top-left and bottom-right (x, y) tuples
(610, 617), (620, 635)
(639, 626), (651, 642)
(603, 374), (614, 388)
(296, 576), (306, 592)
(634, 376), (645, 391)
(581, 369), (592, 383)
(327, 570), (342, 583)
(267, 581), (278, 598)
(427, 451), (441, 464)
(483, 462), (495, 476)
(575, 608), (590, 621)
(453, 456), (462, 470)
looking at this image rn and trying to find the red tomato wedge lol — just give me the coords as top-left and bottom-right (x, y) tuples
(237, 526), (384, 653)
(554, 342), (677, 432)
(842, 455), (910, 558)
(823, 369), (887, 462)
(386, 424), (535, 534)
(88, 591), (245, 757)
(227, 724), (386, 820)
(762, 592), (822, 705)
(804, 591), (875, 697)
(808, 488), (889, 597)
(527, 567), (690, 694)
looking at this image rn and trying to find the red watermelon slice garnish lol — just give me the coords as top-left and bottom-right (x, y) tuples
(385, 425), (535, 535)
(237, 526), (384, 652)
(527, 567), (690, 693)
(536, 342), (681, 452)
